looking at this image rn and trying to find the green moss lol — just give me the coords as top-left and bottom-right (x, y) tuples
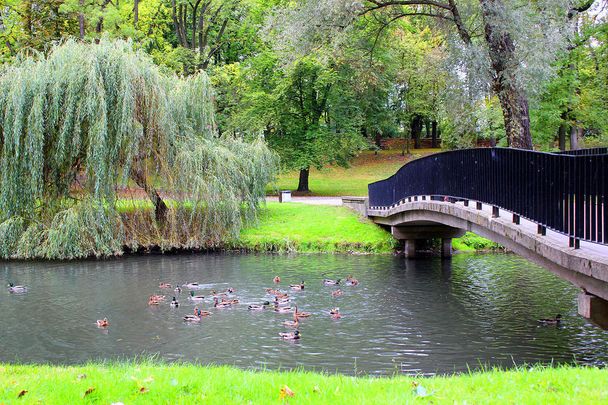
(235, 202), (396, 253)
(0, 363), (605, 404)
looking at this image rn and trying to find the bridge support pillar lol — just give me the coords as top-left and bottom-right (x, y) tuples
(404, 240), (417, 259)
(441, 238), (452, 258)
(578, 292), (608, 329)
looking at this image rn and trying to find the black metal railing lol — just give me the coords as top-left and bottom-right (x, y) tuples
(368, 148), (608, 245)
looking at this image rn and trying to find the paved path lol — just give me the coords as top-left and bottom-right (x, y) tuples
(265, 196), (343, 206)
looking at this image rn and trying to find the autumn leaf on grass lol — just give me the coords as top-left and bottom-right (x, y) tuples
(279, 385), (295, 399)
(83, 387), (95, 397)
(139, 386), (149, 394)
(17, 389), (27, 398)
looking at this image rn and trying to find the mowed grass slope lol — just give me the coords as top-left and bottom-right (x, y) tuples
(269, 149), (439, 196)
(1, 363), (606, 404)
(237, 202), (396, 253)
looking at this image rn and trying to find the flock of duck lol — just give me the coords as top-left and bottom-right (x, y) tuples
(7, 279), (562, 329)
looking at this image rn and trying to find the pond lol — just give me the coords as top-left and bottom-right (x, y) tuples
(1, 253), (607, 376)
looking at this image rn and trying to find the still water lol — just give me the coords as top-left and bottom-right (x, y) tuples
(1, 253), (607, 375)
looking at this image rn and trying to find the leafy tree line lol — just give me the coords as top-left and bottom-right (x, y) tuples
(0, 1), (607, 195)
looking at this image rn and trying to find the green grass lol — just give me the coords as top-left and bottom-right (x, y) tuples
(237, 202), (396, 253)
(1, 363), (606, 404)
(453, 232), (502, 252)
(269, 149), (439, 196)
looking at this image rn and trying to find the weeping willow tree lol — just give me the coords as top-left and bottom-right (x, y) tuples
(0, 39), (278, 260)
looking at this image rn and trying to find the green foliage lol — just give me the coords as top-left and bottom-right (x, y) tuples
(453, 232), (502, 252)
(0, 39), (278, 259)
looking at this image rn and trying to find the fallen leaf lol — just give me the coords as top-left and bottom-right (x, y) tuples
(139, 386), (149, 394)
(17, 390), (27, 398)
(83, 387), (95, 397)
(313, 385), (321, 393)
(77, 374), (87, 380)
(279, 385), (295, 399)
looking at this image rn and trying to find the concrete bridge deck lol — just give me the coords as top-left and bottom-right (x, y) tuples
(343, 196), (608, 327)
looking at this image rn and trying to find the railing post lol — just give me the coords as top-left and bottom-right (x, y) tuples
(537, 224), (546, 236)
(569, 237), (581, 249)
(513, 214), (520, 225)
(476, 202), (482, 210)
(463, 200), (469, 207)
(492, 206), (500, 218)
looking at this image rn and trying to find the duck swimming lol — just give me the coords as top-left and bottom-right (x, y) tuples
(183, 282), (203, 289)
(538, 314), (562, 325)
(170, 297), (179, 307)
(274, 296), (290, 305)
(279, 330), (300, 340)
(331, 289), (343, 297)
(7, 283), (28, 294)
(96, 318), (109, 327)
(345, 275), (359, 286)
(294, 306), (311, 318)
(273, 276), (281, 283)
(213, 297), (232, 308)
(159, 282), (172, 289)
(289, 282), (305, 291)
(189, 291), (205, 302)
(274, 304), (293, 313)
(323, 279), (340, 286)
(283, 311), (300, 328)
(174, 286), (182, 293)
(248, 301), (271, 310)
(330, 307), (342, 319)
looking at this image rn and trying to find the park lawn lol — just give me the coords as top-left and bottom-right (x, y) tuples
(269, 149), (439, 196)
(237, 202), (396, 253)
(1, 363), (606, 404)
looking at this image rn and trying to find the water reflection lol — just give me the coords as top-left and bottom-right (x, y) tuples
(1, 253), (607, 375)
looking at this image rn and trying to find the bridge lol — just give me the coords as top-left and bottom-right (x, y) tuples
(343, 147), (608, 328)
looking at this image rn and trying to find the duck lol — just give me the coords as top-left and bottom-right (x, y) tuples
(345, 275), (359, 286)
(183, 282), (203, 289)
(538, 314), (562, 325)
(7, 283), (28, 293)
(96, 318), (109, 327)
(289, 282), (305, 291)
(274, 304), (293, 313)
(148, 295), (165, 305)
(221, 297), (239, 305)
(170, 297), (179, 307)
(248, 301), (271, 310)
(189, 291), (205, 302)
(279, 330), (300, 340)
(225, 287), (235, 294)
(331, 289), (343, 297)
(213, 297), (232, 308)
(330, 307), (342, 319)
(283, 311), (300, 328)
(265, 288), (283, 296)
(159, 282), (172, 289)
(323, 278), (340, 286)
(274, 297), (290, 305)
(273, 276), (281, 283)
(183, 307), (210, 322)
(295, 306), (311, 318)
(183, 314), (202, 322)
(174, 286), (182, 294)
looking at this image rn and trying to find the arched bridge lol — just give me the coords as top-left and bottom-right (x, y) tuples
(343, 147), (608, 327)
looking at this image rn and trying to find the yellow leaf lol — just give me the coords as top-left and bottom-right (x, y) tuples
(279, 385), (295, 399)
(83, 387), (95, 397)
(17, 390), (27, 398)
(139, 386), (149, 394)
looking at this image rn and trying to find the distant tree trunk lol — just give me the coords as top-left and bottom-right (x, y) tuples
(374, 131), (382, 154)
(431, 120), (438, 148)
(411, 115), (423, 149)
(78, 0), (85, 39)
(425, 120), (431, 139)
(558, 123), (567, 151)
(570, 125), (580, 150)
(479, 0), (533, 150)
(297, 168), (310, 193)
(134, 0), (139, 27)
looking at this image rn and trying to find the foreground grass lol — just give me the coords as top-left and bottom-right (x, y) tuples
(269, 149), (439, 196)
(237, 202), (396, 253)
(1, 363), (606, 404)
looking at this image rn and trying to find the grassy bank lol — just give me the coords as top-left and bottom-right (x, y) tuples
(452, 232), (503, 252)
(269, 149), (438, 196)
(1, 363), (605, 404)
(236, 202), (396, 253)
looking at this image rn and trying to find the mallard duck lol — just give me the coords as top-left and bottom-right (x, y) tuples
(148, 297), (161, 305)
(183, 314), (201, 322)
(170, 297), (179, 307)
(248, 301), (271, 310)
(183, 282), (203, 289)
(221, 297), (239, 305)
(289, 282), (305, 291)
(265, 288), (282, 296)
(283, 311), (300, 328)
(323, 279), (340, 286)
(213, 297), (232, 308)
(174, 286), (182, 293)
(189, 291), (205, 302)
(7, 283), (28, 293)
(273, 276), (281, 283)
(279, 330), (300, 340)
(538, 314), (562, 325)
(96, 318), (109, 327)
(345, 275), (359, 286)
(295, 306), (311, 318)
(159, 282), (172, 289)
(274, 304), (293, 313)
(330, 307), (342, 319)
(331, 289), (343, 297)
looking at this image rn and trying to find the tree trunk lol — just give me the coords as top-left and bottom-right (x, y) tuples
(131, 163), (168, 223)
(78, 0), (85, 39)
(134, 0), (139, 27)
(425, 119), (431, 139)
(411, 115), (423, 149)
(558, 123), (567, 151)
(479, 0), (533, 150)
(570, 125), (579, 150)
(431, 120), (438, 148)
(297, 168), (310, 193)
(374, 131), (382, 154)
